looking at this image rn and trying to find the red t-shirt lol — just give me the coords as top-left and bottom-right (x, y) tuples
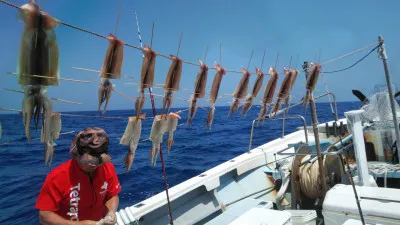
(35, 159), (121, 221)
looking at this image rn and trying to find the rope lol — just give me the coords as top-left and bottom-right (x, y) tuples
(60, 113), (127, 120)
(321, 42), (379, 66)
(323, 43), (381, 74)
(299, 155), (325, 199)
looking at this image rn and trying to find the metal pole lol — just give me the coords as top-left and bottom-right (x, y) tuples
(378, 35), (400, 162)
(249, 120), (257, 153)
(282, 111), (285, 138)
(309, 94), (327, 197)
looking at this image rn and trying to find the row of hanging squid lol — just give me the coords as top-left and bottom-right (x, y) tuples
(8, 0), (323, 171)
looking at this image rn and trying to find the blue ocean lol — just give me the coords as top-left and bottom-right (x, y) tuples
(0, 102), (358, 224)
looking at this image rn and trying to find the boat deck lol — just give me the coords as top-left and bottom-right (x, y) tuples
(114, 127), (320, 225)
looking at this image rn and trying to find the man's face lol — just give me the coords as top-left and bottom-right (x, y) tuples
(78, 153), (100, 173)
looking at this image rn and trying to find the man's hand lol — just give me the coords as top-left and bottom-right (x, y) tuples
(80, 220), (98, 225)
(104, 211), (117, 225)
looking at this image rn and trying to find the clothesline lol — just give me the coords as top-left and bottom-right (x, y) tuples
(0, 0), (380, 77)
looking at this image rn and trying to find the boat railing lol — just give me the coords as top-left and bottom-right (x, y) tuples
(248, 115), (308, 153)
(265, 92), (339, 121)
(248, 92), (340, 153)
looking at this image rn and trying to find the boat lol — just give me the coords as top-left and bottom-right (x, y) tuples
(112, 39), (400, 225)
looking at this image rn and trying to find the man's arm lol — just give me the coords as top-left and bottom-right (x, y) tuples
(39, 211), (97, 225)
(105, 195), (119, 213)
(104, 195), (119, 225)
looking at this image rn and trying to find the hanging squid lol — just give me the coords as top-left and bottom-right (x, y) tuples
(207, 63), (226, 129)
(193, 60), (209, 99)
(140, 45), (157, 90)
(285, 69), (299, 106)
(187, 60), (208, 127)
(257, 67), (278, 126)
(271, 68), (295, 115)
(149, 115), (168, 167)
(120, 114), (145, 172)
(135, 45), (157, 117)
(22, 85), (52, 142)
(41, 112), (61, 167)
(228, 67), (251, 117)
(97, 34), (124, 115)
(303, 62), (322, 111)
(162, 55), (183, 114)
(17, 0), (60, 87)
(166, 112), (181, 153)
(99, 34), (124, 79)
(98, 78), (113, 115)
(241, 67), (265, 118)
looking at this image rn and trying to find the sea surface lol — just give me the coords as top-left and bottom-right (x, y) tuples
(0, 102), (358, 224)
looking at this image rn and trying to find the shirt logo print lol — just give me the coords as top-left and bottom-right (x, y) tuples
(100, 181), (108, 195)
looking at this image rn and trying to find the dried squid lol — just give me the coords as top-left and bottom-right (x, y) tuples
(97, 34), (124, 115)
(120, 114), (145, 172)
(241, 68), (265, 118)
(270, 68), (295, 115)
(228, 67), (251, 117)
(193, 60), (209, 98)
(136, 45), (157, 117)
(207, 63), (226, 129)
(284, 69), (299, 106)
(149, 115), (168, 167)
(22, 85), (52, 142)
(17, 0), (60, 87)
(187, 60), (208, 126)
(140, 45), (157, 90)
(41, 112), (61, 167)
(99, 34), (124, 79)
(257, 67), (278, 126)
(162, 55), (183, 114)
(303, 62), (321, 111)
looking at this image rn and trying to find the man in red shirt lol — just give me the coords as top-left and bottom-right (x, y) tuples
(36, 127), (122, 225)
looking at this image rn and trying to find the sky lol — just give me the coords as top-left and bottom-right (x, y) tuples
(0, 0), (399, 114)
